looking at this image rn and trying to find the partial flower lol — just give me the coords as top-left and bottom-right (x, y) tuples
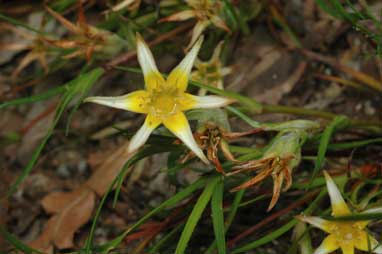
(45, 4), (125, 61)
(297, 171), (382, 254)
(84, 34), (233, 163)
(191, 41), (232, 95)
(292, 221), (313, 254)
(160, 0), (230, 48)
(229, 129), (306, 211)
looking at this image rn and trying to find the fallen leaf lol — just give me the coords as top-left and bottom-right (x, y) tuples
(85, 141), (132, 196)
(29, 141), (132, 252)
(30, 189), (95, 250)
(41, 187), (89, 214)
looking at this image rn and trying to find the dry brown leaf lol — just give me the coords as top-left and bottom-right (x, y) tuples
(30, 141), (132, 252)
(85, 141), (132, 196)
(30, 189), (95, 250)
(41, 187), (89, 214)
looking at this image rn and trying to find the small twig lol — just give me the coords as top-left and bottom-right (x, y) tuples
(20, 102), (57, 135)
(301, 49), (382, 92)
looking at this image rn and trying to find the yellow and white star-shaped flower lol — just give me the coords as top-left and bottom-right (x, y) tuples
(85, 34), (233, 163)
(297, 171), (382, 254)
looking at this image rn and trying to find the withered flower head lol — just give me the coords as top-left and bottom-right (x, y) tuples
(0, 19), (51, 80)
(229, 120), (319, 211)
(45, 4), (125, 61)
(160, 0), (230, 48)
(191, 41), (232, 95)
(179, 108), (256, 171)
(230, 130), (304, 211)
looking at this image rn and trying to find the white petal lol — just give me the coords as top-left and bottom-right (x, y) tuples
(295, 215), (331, 233)
(368, 235), (382, 254)
(84, 90), (150, 113)
(136, 33), (159, 77)
(323, 171), (351, 216)
(127, 115), (160, 153)
(163, 112), (209, 164)
(372, 241), (382, 254)
(362, 207), (382, 214)
(191, 95), (234, 108)
(167, 35), (204, 91)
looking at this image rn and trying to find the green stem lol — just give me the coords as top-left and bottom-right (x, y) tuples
(262, 104), (382, 127)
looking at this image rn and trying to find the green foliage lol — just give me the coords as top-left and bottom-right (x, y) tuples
(316, 0), (382, 55)
(309, 116), (349, 188)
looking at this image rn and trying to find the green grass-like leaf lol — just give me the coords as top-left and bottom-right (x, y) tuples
(0, 13), (50, 35)
(328, 138), (382, 150)
(0, 226), (42, 254)
(308, 115), (349, 189)
(211, 179), (226, 254)
(0, 85), (66, 109)
(175, 176), (220, 254)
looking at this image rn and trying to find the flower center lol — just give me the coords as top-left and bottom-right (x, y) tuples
(149, 89), (180, 118)
(330, 222), (362, 244)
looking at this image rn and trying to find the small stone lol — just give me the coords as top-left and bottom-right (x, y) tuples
(56, 164), (71, 178)
(77, 160), (88, 175)
(364, 101), (376, 116)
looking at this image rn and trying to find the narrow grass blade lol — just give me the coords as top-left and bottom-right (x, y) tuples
(0, 13), (50, 35)
(308, 116), (349, 189)
(148, 223), (184, 254)
(206, 186), (244, 254)
(232, 220), (297, 253)
(0, 86), (66, 109)
(226, 106), (261, 128)
(0, 226), (42, 254)
(222, 0), (249, 35)
(211, 180), (226, 254)
(175, 176), (220, 254)
(315, 0), (343, 18)
(328, 138), (382, 150)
